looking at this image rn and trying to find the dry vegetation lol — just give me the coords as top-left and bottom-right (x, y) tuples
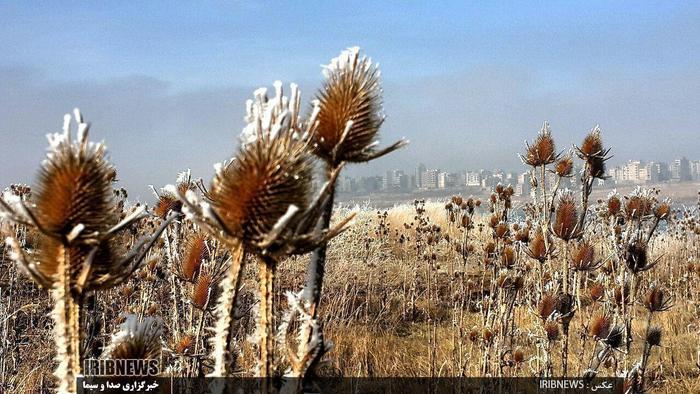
(1, 47), (699, 394)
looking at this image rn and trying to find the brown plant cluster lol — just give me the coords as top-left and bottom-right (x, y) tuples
(1, 60), (699, 394)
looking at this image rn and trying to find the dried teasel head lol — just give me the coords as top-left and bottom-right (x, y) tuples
(644, 286), (674, 312)
(468, 328), (480, 342)
(555, 293), (575, 324)
(521, 121), (558, 167)
(512, 348), (525, 364)
(495, 222), (510, 238)
(514, 228), (530, 243)
(207, 86), (314, 250)
(525, 230), (552, 263)
(554, 156), (574, 178)
(105, 315), (162, 360)
(182, 81), (356, 260)
(154, 193), (182, 219)
(552, 192), (581, 241)
(624, 194), (653, 220)
(646, 327), (662, 347)
(576, 126), (611, 179)
(603, 325), (624, 349)
(4, 110), (148, 292)
(653, 201), (671, 220)
(191, 272), (217, 311)
(589, 313), (611, 340)
(606, 195), (621, 217)
(544, 320), (560, 342)
(589, 282), (605, 302)
(174, 334), (195, 355)
(484, 241), (496, 256)
(537, 293), (556, 320)
(180, 234), (208, 282)
(570, 241), (601, 271)
(482, 328), (495, 343)
(313, 47), (406, 165)
(626, 241), (656, 273)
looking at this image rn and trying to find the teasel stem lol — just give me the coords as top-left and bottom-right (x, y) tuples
(257, 255), (276, 387)
(54, 246), (82, 394)
(193, 287), (211, 375)
(639, 310), (654, 391)
(210, 242), (246, 377)
(578, 162), (594, 232)
(562, 322), (570, 376)
(563, 240), (570, 296)
(561, 241), (571, 376)
(304, 166), (337, 316)
(164, 227), (181, 338)
(539, 165), (547, 220)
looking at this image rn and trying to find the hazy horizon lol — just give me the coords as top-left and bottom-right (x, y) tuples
(2, 2), (700, 200)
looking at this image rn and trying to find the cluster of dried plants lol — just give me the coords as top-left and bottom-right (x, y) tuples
(1, 49), (699, 394)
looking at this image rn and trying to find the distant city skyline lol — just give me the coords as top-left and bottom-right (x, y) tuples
(336, 156), (700, 196)
(2, 2), (700, 200)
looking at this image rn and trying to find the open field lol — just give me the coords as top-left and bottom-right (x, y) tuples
(2, 197), (699, 392)
(336, 181), (700, 210)
(0, 48), (699, 394)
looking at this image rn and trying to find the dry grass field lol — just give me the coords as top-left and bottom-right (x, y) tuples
(0, 47), (699, 394)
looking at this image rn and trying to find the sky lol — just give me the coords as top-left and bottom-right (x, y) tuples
(1, 1), (699, 199)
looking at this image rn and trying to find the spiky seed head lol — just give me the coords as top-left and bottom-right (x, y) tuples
(553, 193), (580, 241)
(175, 335), (195, 354)
(538, 293), (556, 320)
(604, 325), (624, 349)
(590, 283), (605, 302)
(154, 193), (182, 219)
(180, 234), (208, 282)
(579, 130), (604, 157)
(314, 47), (386, 164)
(624, 195), (652, 220)
(571, 242), (599, 271)
(192, 273), (215, 310)
(577, 128), (610, 179)
(626, 241), (651, 273)
(522, 122), (558, 167)
(555, 293), (575, 320)
(209, 84), (314, 249)
(544, 320), (560, 342)
(644, 286), (673, 312)
(607, 195), (621, 217)
(654, 202), (671, 220)
(26, 111), (129, 290)
(495, 222), (509, 238)
(555, 156), (574, 177)
(646, 327), (662, 347)
(513, 349), (525, 364)
(147, 304), (158, 315)
(105, 315), (162, 360)
(514, 229), (529, 243)
(121, 285), (134, 298)
(526, 230), (549, 262)
(484, 241), (496, 256)
(461, 214), (470, 228)
(589, 313), (611, 339)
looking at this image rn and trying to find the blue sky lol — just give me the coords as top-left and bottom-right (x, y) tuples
(1, 1), (699, 198)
